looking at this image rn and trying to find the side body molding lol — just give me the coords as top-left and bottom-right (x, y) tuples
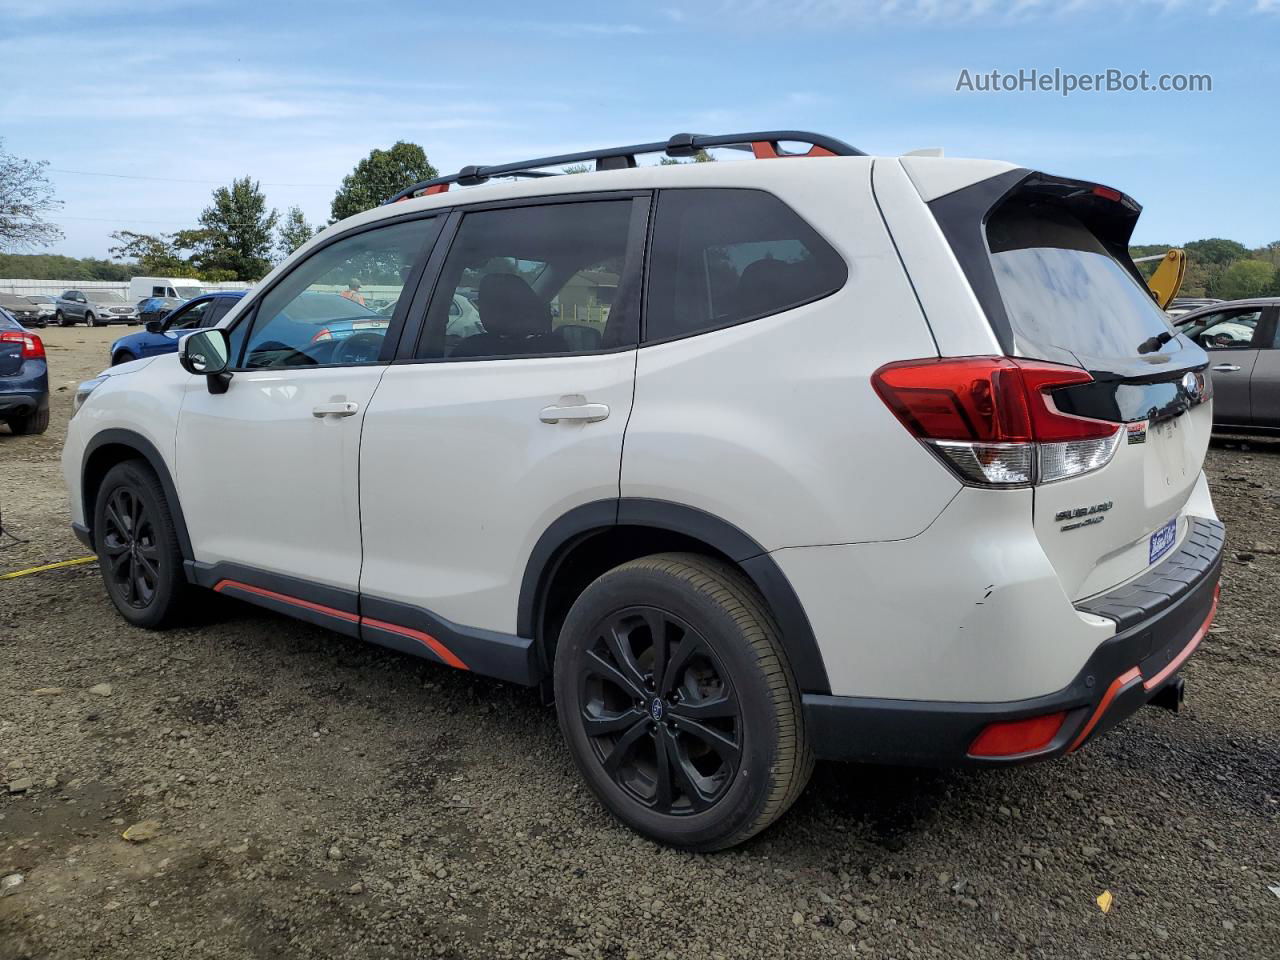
(519, 498), (832, 695)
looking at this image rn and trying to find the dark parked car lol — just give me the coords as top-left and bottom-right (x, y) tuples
(1175, 298), (1280, 432)
(0, 307), (49, 435)
(0, 294), (47, 328)
(136, 296), (186, 326)
(110, 291), (244, 364)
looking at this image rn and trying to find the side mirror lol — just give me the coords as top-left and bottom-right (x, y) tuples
(145, 320), (163, 334)
(179, 328), (232, 394)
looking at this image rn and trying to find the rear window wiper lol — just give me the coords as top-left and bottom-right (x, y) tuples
(1137, 330), (1174, 354)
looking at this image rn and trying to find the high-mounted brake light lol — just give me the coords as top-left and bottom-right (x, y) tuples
(1091, 185), (1124, 203)
(872, 357), (1122, 486)
(0, 330), (45, 360)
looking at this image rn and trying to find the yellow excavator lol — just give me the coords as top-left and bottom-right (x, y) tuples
(1134, 248), (1186, 309)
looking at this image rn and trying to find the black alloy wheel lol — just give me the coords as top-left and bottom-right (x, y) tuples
(93, 459), (191, 628)
(580, 606), (742, 815)
(100, 485), (160, 609)
(554, 553), (812, 850)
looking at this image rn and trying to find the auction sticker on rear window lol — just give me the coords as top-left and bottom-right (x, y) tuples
(1149, 518), (1177, 565)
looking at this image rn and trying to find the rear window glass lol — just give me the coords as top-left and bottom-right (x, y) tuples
(645, 189), (846, 342)
(987, 202), (1175, 363)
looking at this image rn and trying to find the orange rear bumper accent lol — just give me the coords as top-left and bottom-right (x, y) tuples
(1068, 584), (1219, 753)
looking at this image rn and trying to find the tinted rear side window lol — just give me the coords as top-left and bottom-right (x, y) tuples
(645, 189), (846, 342)
(986, 201), (1175, 364)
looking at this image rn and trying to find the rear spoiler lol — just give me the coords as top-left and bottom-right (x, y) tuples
(928, 169), (1148, 357)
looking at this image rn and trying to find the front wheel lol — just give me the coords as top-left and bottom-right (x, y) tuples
(93, 460), (191, 629)
(112, 351), (136, 366)
(554, 553), (812, 851)
(85, 313), (97, 327)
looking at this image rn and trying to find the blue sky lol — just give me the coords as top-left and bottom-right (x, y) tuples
(2, 0), (1278, 258)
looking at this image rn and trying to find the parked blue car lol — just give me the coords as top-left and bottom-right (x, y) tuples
(110, 292), (245, 365)
(1, 306), (49, 434)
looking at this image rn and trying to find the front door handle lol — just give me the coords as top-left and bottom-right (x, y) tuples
(1212, 364), (1242, 373)
(312, 401), (359, 418)
(540, 402), (610, 424)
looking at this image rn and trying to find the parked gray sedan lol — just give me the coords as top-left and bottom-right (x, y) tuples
(1175, 298), (1280, 432)
(54, 289), (139, 327)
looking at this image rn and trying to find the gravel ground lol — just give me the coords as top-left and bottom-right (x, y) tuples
(2, 326), (1278, 960)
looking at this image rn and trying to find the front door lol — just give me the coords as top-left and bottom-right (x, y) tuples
(1247, 306), (1280, 429)
(175, 215), (443, 593)
(1185, 306), (1265, 426)
(358, 196), (648, 667)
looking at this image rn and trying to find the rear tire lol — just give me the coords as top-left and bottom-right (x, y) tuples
(6, 408), (49, 435)
(554, 552), (812, 851)
(55, 311), (67, 326)
(93, 459), (191, 629)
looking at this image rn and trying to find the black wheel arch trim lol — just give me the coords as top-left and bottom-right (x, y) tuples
(82, 428), (194, 561)
(518, 497), (832, 695)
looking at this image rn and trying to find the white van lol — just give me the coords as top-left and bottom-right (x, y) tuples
(128, 277), (207, 303)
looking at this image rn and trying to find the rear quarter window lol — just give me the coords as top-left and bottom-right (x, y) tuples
(644, 188), (846, 342)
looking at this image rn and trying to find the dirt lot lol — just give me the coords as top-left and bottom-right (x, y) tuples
(2, 326), (1278, 959)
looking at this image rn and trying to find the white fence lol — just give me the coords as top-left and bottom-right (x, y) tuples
(0, 278), (252, 298)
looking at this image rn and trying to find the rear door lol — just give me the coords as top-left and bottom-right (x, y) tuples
(933, 175), (1214, 601)
(1247, 306), (1280, 429)
(358, 195), (648, 651)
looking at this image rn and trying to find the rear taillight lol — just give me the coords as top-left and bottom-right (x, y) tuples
(311, 327), (332, 343)
(872, 356), (1122, 487)
(0, 330), (45, 360)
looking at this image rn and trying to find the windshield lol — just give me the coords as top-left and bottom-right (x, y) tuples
(987, 203), (1177, 365)
(90, 291), (127, 304)
(174, 286), (205, 299)
(27, 295), (54, 304)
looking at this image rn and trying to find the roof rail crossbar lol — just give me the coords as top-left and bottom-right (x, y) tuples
(385, 129), (864, 204)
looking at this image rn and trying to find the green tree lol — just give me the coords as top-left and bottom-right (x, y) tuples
(178, 177), (278, 281)
(1183, 238), (1249, 267)
(659, 149), (715, 165)
(331, 142), (438, 222)
(277, 206), (318, 259)
(108, 230), (197, 276)
(0, 138), (63, 251)
(1214, 259), (1276, 301)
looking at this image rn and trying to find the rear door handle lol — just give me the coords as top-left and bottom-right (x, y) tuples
(312, 401), (359, 418)
(539, 402), (610, 424)
(1212, 364), (1241, 372)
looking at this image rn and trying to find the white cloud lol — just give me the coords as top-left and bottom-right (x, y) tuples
(699, 0), (1276, 22)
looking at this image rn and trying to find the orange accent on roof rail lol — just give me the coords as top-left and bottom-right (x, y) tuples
(750, 141), (838, 160)
(424, 184), (450, 195)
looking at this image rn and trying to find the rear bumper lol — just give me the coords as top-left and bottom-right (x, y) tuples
(803, 517), (1224, 767)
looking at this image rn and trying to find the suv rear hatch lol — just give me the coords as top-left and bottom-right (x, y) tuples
(930, 172), (1212, 601)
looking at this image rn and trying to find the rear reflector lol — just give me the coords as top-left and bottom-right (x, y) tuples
(968, 711), (1068, 758)
(0, 330), (45, 360)
(872, 356), (1122, 487)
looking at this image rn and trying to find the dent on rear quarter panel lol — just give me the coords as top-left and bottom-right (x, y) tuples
(622, 160), (959, 551)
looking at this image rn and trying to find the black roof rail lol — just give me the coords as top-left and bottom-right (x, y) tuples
(384, 130), (865, 204)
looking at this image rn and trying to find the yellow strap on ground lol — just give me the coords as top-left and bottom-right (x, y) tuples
(0, 556), (97, 580)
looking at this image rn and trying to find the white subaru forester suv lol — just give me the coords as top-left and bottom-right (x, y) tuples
(64, 131), (1223, 850)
